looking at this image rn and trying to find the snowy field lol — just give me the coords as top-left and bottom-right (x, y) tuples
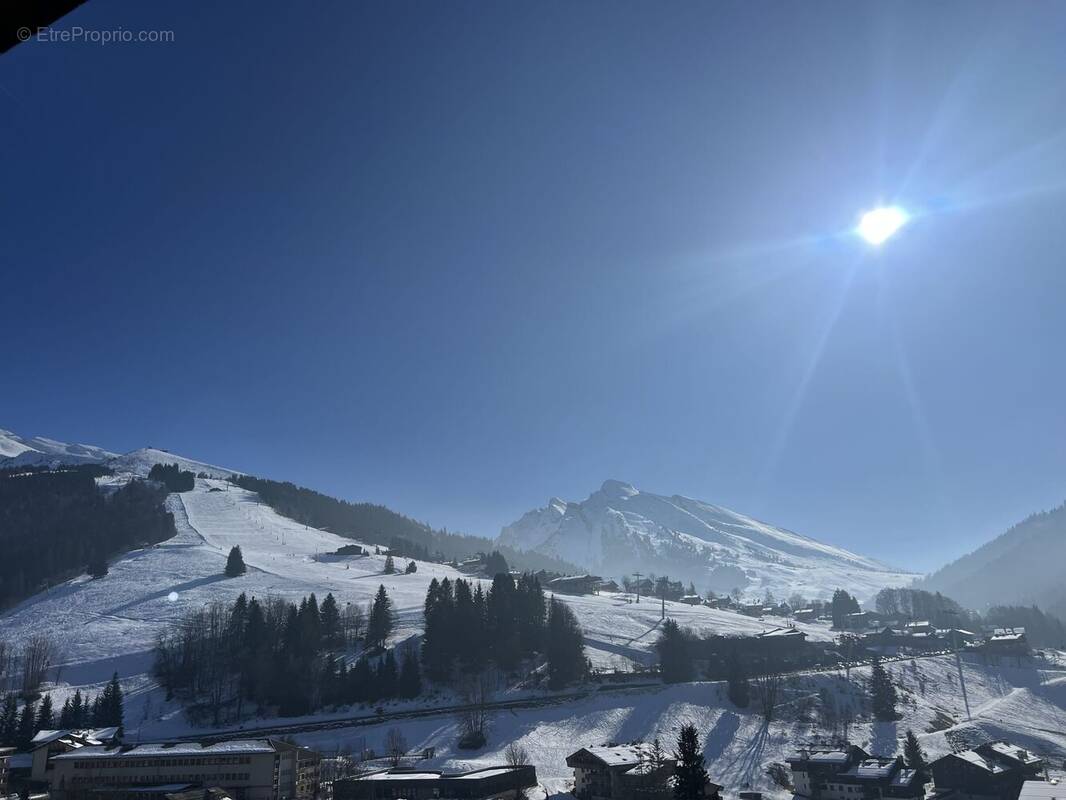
(291, 655), (1066, 799)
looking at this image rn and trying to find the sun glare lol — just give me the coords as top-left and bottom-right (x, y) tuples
(858, 206), (908, 245)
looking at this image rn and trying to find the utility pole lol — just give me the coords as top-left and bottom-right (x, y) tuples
(633, 572), (643, 604)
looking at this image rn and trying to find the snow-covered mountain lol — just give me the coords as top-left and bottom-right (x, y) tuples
(0, 428), (234, 478)
(0, 428), (118, 466)
(499, 479), (917, 601)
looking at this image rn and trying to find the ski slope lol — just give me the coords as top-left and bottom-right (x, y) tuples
(0, 477), (832, 731)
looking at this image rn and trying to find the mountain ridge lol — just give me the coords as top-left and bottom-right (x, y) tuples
(499, 478), (916, 601)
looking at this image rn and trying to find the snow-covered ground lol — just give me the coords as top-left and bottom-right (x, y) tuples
(291, 654), (1066, 799)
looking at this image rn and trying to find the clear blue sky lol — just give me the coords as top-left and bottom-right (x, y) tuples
(3, 1), (1065, 572)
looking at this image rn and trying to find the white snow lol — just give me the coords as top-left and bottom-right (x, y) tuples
(499, 480), (918, 602)
(0, 428), (118, 466)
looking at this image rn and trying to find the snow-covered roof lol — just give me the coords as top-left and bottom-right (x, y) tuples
(362, 772), (442, 781)
(788, 750), (850, 764)
(577, 744), (657, 767)
(757, 627), (806, 638)
(52, 740), (277, 761)
(453, 768), (519, 779)
(843, 760), (896, 779)
(985, 742), (1041, 765)
(1019, 781), (1062, 800)
(950, 750), (1004, 773)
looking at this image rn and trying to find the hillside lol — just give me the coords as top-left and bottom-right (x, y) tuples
(290, 653), (1066, 798)
(499, 480), (917, 601)
(921, 501), (1066, 619)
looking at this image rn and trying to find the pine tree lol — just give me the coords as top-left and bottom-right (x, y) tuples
(405, 560), (417, 574)
(673, 724), (709, 800)
(399, 651), (422, 699)
(903, 729), (927, 774)
(225, 545), (247, 577)
(0, 695), (18, 744)
(831, 589), (860, 629)
(69, 690), (85, 728)
(36, 695), (54, 732)
(96, 673), (124, 731)
(546, 599), (586, 688)
(16, 702), (36, 749)
(657, 619), (693, 683)
(366, 585), (394, 649)
(320, 593), (341, 648)
(869, 656), (899, 721)
(376, 651), (398, 698)
(383, 555), (395, 575)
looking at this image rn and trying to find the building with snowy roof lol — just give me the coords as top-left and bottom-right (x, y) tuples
(787, 746), (925, 800)
(47, 738), (320, 800)
(930, 741), (1044, 800)
(332, 766), (536, 800)
(29, 728), (124, 783)
(566, 744), (720, 800)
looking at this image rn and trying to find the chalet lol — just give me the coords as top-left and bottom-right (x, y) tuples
(679, 595), (703, 606)
(981, 629), (1029, 658)
(787, 746), (925, 800)
(599, 580), (621, 593)
(930, 741), (1044, 800)
(793, 609), (818, 622)
(548, 575), (604, 596)
(740, 603), (765, 618)
(566, 745), (719, 800)
(754, 627), (807, 655)
(333, 766), (536, 800)
(905, 621), (935, 635)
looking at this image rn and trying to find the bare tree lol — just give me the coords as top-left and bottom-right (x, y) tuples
(457, 672), (492, 748)
(21, 635), (56, 697)
(384, 728), (408, 767)
(342, 603), (366, 647)
(504, 741), (530, 767)
(752, 672), (783, 723)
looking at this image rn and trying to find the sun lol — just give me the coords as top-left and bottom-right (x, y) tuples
(857, 206), (908, 245)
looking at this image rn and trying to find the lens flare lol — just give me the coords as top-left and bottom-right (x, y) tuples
(858, 206), (908, 245)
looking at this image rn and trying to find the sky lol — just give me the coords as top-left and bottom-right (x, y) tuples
(2, 1), (1065, 572)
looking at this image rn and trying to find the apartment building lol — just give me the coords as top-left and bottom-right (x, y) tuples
(48, 739), (320, 800)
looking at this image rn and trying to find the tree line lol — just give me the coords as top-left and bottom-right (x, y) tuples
(153, 571), (591, 726)
(421, 573), (586, 689)
(0, 466), (176, 608)
(153, 587), (409, 723)
(147, 462), (195, 493)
